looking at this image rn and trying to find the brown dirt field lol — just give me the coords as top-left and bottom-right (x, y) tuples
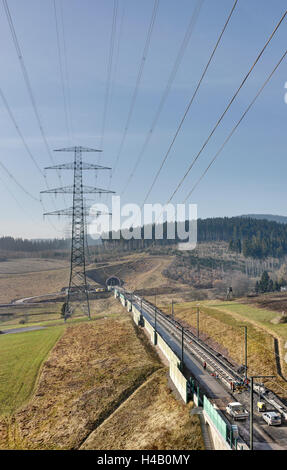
(242, 292), (287, 314)
(0, 253), (183, 305)
(0, 306), (161, 449)
(0, 268), (70, 304)
(0, 258), (68, 275)
(158, 300), (287, 399)
(80, 368), (204, 451)
(87, 254), (186, 293)
(0, 295), (204, 450)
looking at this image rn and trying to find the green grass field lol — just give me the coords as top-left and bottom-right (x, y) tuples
(208, 301), (287, 341)
(0, 326), (64, 416)
(159, 298), (287, 398)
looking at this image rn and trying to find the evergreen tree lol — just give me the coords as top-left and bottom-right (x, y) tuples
(259, 271), (270, 293)
(268, 279), (274, 292)
(61, 303), (67, 318)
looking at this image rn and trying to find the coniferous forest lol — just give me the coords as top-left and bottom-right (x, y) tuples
(103, 217), (287, 260)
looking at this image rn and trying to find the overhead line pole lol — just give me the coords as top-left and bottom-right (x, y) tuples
(41, 146), (115, 320)
(249, 375), (275, 450)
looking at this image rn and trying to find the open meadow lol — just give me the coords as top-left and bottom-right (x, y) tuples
(0, 297), (203, 450)
(0, 259), (70, 304)
(155, 296), (287, 399)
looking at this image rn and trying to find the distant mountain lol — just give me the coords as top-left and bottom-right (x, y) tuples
(240, 214), (287, 224)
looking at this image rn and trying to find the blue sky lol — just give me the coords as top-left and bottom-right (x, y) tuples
(0, 0), (286, 238)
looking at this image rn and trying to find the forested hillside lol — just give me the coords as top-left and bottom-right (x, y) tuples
(103, 217), (287, 260)
(0, 237), (68, 253)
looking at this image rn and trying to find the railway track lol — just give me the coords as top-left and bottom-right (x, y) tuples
(133, 293), (243, 387)
(123, 290), (287, 419)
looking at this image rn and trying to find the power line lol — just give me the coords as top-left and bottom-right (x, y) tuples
(120, 0), (204, 197)
(0, 172), (38, 221)
(0, 87), (43, 176)
(141, 0), (239, 206)
(109, 1), (126, 127)
(0, 159), (39, 202)
(99, 0), (118, 151)
(0, 158), (62, 233)
(183, 47), (287, 202)
(2, 0), (66, 200)
(165, 9), (287, 205)
(130, 17), (286, 293)
(0, 85), (59, 210)
(0, 170), (61, 233)
(58, 0), (74, 140)
(96, 0), (119, 190)
(53, 0), (72, 143)
(111, 0), (160, 179)
(3, 0), (56, 166)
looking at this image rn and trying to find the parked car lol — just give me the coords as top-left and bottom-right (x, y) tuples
(262, 412), (281, 426)
(226, 402), (249, 420)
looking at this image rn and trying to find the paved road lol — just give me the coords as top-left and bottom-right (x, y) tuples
(133, 298), (287, 450)
(0, 326), (45, 335)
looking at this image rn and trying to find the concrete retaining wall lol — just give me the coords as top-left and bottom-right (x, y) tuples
(144, 318), (156, 345)
(131, 305), (141, 325)
(203, 411), (230, 450)
(115, 291), (249, 449)
(157, 334), (180, 367)
(156, 333), (188, 403)
(119, 294), (126, 307)
(170, 361), (188, 403)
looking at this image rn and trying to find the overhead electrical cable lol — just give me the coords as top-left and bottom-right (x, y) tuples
(109, 2), (126, 126)
(0, 157), (61, 232)
(0, 87), (43, 175)
(0, 159), (39, 202)
(53, 0), (72, 143)
(121, 0), (204, 197)
(183, 47), (287, 202)
(164, 9), (287, 206)
(111, 0), (160, 179)
(96, 0), (119, 190)
(58, 0), (74, 140)
(141, 0), (239, 205)
(99, 0), (118, 151)
(131, 9), (287, 294)
(0, 85), (58, 209)
(2, 0), (68, 207)
(0, 173), (45, 224)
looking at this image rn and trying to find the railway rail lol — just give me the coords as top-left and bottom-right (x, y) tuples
(121, 289), (287, 419)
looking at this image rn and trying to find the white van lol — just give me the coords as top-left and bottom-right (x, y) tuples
(262, 412), (281, 426)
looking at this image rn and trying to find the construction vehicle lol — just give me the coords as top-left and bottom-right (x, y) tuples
(257, 401), (267, 413)
(226, 402), (249, 421)
(233, 380), (248, 393)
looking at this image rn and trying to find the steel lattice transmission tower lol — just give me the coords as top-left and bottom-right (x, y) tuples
(41, 146), (114, 320)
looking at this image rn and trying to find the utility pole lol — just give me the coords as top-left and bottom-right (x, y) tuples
(154, 305), (157, 345)
(41, 146), (114, 320)
(171, 299), (174, 318)
(154, 305), (157, 332)
(250, 375), (275, 450)
(196, 304), (200, 339)
(181, 326), (184, 368)
(240, 325), (248, 380)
